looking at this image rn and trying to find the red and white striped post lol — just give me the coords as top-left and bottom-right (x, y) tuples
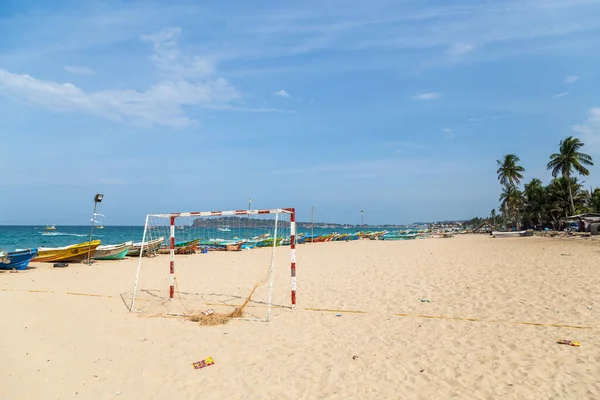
(169, 216), (175, 299)
(289, 208), (297, 306)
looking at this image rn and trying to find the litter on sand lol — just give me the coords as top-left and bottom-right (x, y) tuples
(201, 309), (215, 316)
(192, 357), (215, 369)
(420, 299), (431, 303)
(335, 314), (341, 317)
(557, 339), (580, 347)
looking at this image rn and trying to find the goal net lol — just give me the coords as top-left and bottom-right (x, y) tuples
(129, 208), (296, 322)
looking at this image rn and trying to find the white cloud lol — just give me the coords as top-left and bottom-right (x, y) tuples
(413, 92), (441, 100)
(214, 0), (600, 72)
(553, 92), (570, 98)
(0, 69), (243, 127)
(446, 43), (476, 56)
(565, 75), (580, 84)
(141, 27), (215, 78)
(273, 89), (291, 98)
(0, 28), (250, 127)
(64, 66), (95, 75)
(573, 107), (600, 152)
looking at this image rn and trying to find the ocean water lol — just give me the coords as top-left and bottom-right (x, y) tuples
(0, 226), (145, 251)
(0, 225), (364, 251)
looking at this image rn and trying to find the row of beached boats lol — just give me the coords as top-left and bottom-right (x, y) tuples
(364, 230), (457, 240)
(0, 237), (167, 271)
(0, 232), (295, 270)
(0, 229), (461, 271)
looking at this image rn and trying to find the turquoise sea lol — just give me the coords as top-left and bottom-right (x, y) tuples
(0, 225), (364, 251)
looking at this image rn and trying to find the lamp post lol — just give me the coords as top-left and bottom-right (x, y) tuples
(311, 206), (315, 242)
(247, 197), (252, 228)
(87, 193), (103, 265)
(361, 210), (364, 227)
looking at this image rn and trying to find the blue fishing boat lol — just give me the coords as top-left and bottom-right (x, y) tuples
(241, 241), (257, 250)
(0, 249), (38, 270)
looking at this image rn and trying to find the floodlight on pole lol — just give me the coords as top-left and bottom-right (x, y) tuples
(87, 193), (104, 265)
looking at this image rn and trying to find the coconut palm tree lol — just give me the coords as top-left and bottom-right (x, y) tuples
(490, 209), (497, 226)
(547, 136), (593, 214)
(541, 177), (584, 229)
(496, 154), (525, 187)
(499, 185), (525, 228)
(589, 187), (600, 213)
(523, 178), (545, 228)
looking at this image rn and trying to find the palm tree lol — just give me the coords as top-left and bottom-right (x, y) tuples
(589, 187), (600, 213)
(497, 154), (525, 187)
(490, 209), (497, 226)
(544, 177), (585, 228)
(523, 178), (545, 228)
(499, 185), (525, 228)
(547, 136), (593, 214)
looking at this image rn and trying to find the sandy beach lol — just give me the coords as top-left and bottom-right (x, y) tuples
(1, 235), (599, 399)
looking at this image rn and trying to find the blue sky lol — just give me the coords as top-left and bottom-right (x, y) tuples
(1, 0), (600, 225)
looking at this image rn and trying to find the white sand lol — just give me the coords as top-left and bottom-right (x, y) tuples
(1, 235), (599, 399)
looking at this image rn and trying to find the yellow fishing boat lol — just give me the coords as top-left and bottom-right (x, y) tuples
(33, 240), (101, 263)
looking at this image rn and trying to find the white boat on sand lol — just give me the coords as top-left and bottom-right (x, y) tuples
(94, 241), (133, 260)
(127, 237), (165, 257)
(492, 230), (533, 238)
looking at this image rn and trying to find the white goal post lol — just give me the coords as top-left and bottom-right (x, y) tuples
(129, 208), (297, 321)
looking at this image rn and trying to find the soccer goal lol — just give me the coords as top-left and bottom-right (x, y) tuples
(129, 208), (296, 322)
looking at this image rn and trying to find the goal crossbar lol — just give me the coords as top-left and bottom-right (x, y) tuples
(149, 208), (295, 219)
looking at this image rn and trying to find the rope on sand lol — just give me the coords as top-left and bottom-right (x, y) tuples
(2, 288), (594, 329)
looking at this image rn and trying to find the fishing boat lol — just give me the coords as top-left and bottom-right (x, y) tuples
(296, 236), (307, 244)
(303, 235), (319, 243)
(382, 233), (418, 240)
(225, 242), (243, 251)
(492, 230), (533, 238)
(218, 227), (231, 232)
(198, 239), (243, 251)
(96, 225), (104, 229)
(240, 241), (256, 249)
(0, 249), (38, 270)
(127, 237), (165, 257)
(94, 241), (133, 260)
(366, 231), (387, 240)
(44, 225), (56, 231)
(433, 232), (454, 239)
(256, 237), (284, 247)
(34, 241), (101, 263)
(158, 239), (200, 255)
(313, 234), (334, 243)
